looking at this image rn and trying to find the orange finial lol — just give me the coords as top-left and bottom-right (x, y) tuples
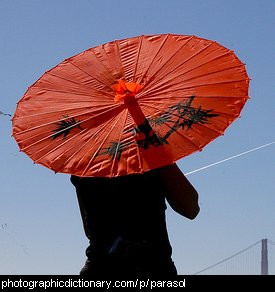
(112, 79), (143, 102)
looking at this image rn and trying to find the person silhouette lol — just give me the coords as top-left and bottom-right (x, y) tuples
(71, 163), (199, 276)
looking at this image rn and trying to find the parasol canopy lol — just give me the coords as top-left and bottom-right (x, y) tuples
(12, 34), (249, 177)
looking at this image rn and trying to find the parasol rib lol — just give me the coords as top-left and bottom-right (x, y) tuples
(140, 41), (214, 95)
(188, 121), (225, 136)
(161, 120), (202, 151)
(33, 127), (89, 163)
(141, 35), (194, 90)
(141, 48), (233, 94)
(166, 64), (247, 87)
(67, 60), (113, 90)
(139, 78), (248, 101)
(115, 40), (125, 80)
(51, 113), (122, 175)
(132, 35), (144, 82)
(139, 34), (170, 85)
(110, 109), (129, 176)
(139, 101), (239, 120)
(27, 87), (114, 101)
(45, 72), (115, 100)
(81, 110), (127, 176)
(18, 106), (122, 150)
(139, 102), (226, 136)
(88, 48), (118, 83)
(12, 104), (117, 124)
(138, 94), (247, 102)
(58, 113), (121, 173)
(15, 104), (122, 137)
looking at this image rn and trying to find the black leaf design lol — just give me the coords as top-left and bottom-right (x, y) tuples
(52, 116), (82, 139)
(94, 96), (219, 160)
(97, 141), (132, 161)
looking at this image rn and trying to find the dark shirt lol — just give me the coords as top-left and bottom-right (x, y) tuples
(71, 168), (177, 276)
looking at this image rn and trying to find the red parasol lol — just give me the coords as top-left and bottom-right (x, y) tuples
(12, 34), (249, 177)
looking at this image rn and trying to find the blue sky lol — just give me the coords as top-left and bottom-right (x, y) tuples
(0, 0), (274, 275)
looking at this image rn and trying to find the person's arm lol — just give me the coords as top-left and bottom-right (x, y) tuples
(158, 164), (200, 219)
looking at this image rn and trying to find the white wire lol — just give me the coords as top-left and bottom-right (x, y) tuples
(185, 141), (275, 176)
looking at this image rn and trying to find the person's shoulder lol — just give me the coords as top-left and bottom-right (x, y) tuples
(70, 175), (79, 185)
(70, 175), (108, 186)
